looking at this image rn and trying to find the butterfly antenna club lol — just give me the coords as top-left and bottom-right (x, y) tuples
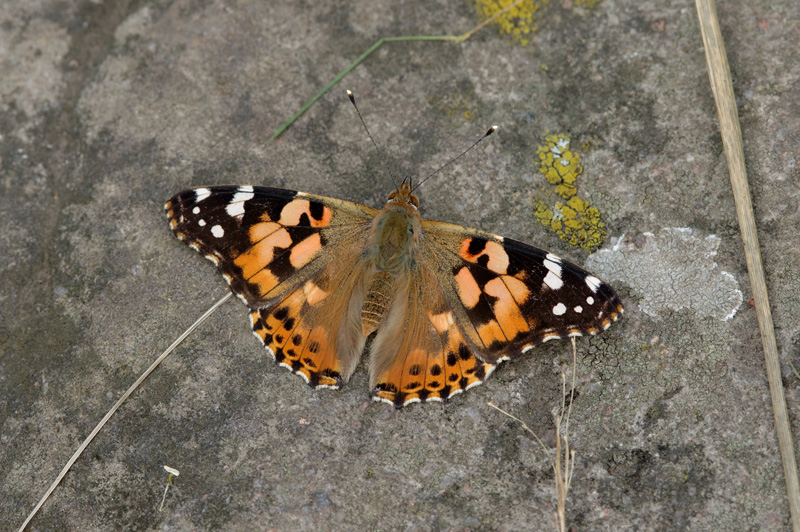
(414, 125), (497, 191)
(347, 90), (398, 189)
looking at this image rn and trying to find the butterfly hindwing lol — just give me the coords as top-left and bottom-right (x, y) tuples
(367, 268), (496, 407)
(250, 256), (370, 389)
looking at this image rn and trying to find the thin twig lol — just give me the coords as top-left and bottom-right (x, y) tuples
(695, 1), (800, 529)
(18, 293), (233, 532)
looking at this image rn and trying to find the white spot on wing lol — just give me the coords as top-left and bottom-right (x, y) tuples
(226, 188), (255, 217)
(192, 206), (200, 214)
(194, 188), (211, 202)
(373, 396), (394, 406)
(198, 219), (206, 227)
(585, 275), (602, 293)
(279, 362), (310, 383)
(449, 388), (466, 401)
(586, 296), (595, 305)
(543, 254), (563, 290)
(552, 302), (567, 316)
(226, 202), (245, 217)
(544, 271), (564, 290)
(464, 380), (484, 391)
(574, 305), (583, 313)
(211, 225), (225, 238)
(544, 254), (562, 275)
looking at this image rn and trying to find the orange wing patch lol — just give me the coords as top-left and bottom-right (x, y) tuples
(235, 228), (291, 283)
(453, 263), (534, 350)
(454, 266), (482, 308)
(459, 238), (509, 273)
(231, 199), (333, 301)
(289, 233), (323, 269)
(483, 277), (533, 336)
(278, 198), (333, 228)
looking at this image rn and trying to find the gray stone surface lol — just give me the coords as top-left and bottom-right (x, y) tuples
(1, 0), (798, 530)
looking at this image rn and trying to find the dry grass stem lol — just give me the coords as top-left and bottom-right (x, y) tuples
(488, 338), (579, 532)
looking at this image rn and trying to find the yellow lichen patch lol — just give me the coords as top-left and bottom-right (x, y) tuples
(537, 134), (582, 190)
(475, 0), (546, 46)
(533, 134), (607, 251)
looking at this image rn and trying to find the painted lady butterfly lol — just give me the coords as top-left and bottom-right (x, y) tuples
(166, 176), (622, 408)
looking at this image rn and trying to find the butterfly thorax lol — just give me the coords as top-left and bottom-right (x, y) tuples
(361, 183), (422, 336)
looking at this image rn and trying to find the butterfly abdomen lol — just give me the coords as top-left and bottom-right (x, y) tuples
(360, 201), (423, 336)
(361, 271), (394, 336)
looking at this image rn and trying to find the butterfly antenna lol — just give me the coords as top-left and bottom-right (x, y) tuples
(414, 125), (498, 191)
(347, 90), (398, 189)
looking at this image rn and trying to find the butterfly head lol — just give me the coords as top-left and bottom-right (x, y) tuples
(386, 177), (419, 209)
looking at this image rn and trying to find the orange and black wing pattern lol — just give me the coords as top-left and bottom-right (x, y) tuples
(368, 267), (496, 407)
(166, 186), (375, 387)
(422, 221), (623, 364)
(366, 222), (623, 407)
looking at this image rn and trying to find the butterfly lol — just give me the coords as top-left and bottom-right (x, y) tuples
(165, 177), (623, 408)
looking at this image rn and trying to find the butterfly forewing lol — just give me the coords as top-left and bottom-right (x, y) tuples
(166, 186), (376, 306)
(419, 221), (623, 364)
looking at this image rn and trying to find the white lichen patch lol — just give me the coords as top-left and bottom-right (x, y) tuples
(586, 228), (743, 321)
